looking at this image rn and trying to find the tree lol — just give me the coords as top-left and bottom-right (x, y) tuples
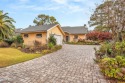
(89, 0), (125, 42)
(33, 14), (59, 25)
(0, 10), (15, 40)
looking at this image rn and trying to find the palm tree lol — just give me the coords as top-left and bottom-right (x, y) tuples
(0, 10), (15, 40)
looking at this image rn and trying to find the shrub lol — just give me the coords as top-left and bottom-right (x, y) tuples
(4, 35), (23, 46)
(51, 45), (62, 51)
(11, 43), (17, 48)
(17, 47), (22, 50)
(42, 50), (52, 55)
(67, 41), (99, 45)
(96, 41), (125, 59)
(16, 35), (23, 44)
(4, 38), (15, 45)
(78, 39), (85, 42)
(99, 56), (125, 80)
(48, 42), (54, 49)
(0, 41), (9, 47)
(86, 31), (112, 41)
(42, 45), (62, 55)
(114, 41), (125, 55)
(21, 45), (47, 53)
(48, 35), (56, 45)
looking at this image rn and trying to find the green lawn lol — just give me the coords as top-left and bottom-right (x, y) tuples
(0, 48), (41, 68)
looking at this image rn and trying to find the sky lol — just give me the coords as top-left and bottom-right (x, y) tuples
(0, 0), (102, 30)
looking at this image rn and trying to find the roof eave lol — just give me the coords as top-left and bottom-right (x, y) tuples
(20, 30), (47, 34)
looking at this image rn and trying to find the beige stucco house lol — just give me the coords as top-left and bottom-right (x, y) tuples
(61, 26), (88, 42)
(20, 24), (65, 46)
(20, 24), (88, 46)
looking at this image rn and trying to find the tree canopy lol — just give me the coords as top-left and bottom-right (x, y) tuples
(89, 0), (125, 41)
(33, 14), (59, 25)
(0, 10), (15, 40)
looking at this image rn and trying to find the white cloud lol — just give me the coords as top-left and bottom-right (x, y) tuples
(10, 4), (61, 11)
(9, 0), (99, 15)
(67, 5), (83, 13)
(52, 0), (68, 4)
(32, 6), (60, 11)
(73, 0), (83, 2)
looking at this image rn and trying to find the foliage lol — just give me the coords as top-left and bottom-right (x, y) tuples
(0, 48), (41, 67)
(42, 50), (52, 55)
(0, 41), (9, 47)
(21, 45), (47, 53)
(0, 10), (15, 40)
(115, 42), (125, 55)
(96, 41), (125, 59)
(33, 14), (59, 25)
(48, 35), (57, 45)
(67, 40), (100, 45)
(16, 35), (23, 44)
(48, 42), (54, 49)
(11, 43), (17, 48)
(89, 0), (125, 41)
(94, 25), (110, 32)
(99, 56), (125, 80)
(42, 45), (62, 55)
(51, 45), (62, 51)
(4, 38), (15, 45)
(3, 35), (23, 47)
(86, 31), (112, 41)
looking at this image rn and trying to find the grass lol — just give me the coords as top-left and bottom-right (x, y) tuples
(0, 48), (41, 68)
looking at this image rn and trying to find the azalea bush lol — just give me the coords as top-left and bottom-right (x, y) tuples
(86, 31), (112, 41)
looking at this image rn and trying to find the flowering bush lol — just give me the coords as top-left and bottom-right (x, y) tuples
(86, 31), (112, 41)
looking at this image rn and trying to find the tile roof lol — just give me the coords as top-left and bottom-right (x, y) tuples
(20, 24), (57, 33)
(61, 26), (88, 34)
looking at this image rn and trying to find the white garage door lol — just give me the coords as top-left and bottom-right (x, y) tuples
(54, 35), (62, 45)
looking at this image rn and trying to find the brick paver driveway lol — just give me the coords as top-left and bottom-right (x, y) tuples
(0, 45), (108, 83)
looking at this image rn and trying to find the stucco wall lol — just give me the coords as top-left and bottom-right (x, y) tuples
(22, 32), (47, 46)
(47, 26), (64, 40)
(69, 34), (86, 42)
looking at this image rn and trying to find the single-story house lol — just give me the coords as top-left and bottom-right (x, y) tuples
(20, 24), (65, 46)
(61, 26), (88, 42)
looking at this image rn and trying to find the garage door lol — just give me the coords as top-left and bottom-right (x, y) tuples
(54, 35), (62, 45)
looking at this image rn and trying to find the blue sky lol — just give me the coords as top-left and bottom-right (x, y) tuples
(0, 0), (102, 30)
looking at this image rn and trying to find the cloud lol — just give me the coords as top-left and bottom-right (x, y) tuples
(52, 0), (68, 4)
(67, 5), (84, 13)
(9, 0), (99, 16)
(32, 6), (61, 11)
(10, 4), (61, 11)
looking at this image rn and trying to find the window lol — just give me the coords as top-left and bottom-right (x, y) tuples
(74, 35), (78, 39)
(36, 34), (42, 38)
(24, 34), (28, 38)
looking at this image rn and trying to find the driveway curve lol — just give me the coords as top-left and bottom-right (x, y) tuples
(0, 44), (108, 83)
